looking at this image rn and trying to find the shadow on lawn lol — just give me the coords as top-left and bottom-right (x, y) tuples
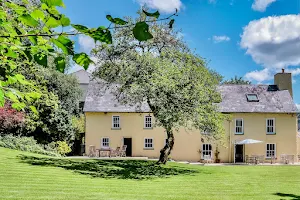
(274, 193), (300, 200)
(18, 155), (197, 180)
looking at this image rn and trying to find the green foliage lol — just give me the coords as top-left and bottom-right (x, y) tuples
(133, 22), (153, 41)
(55, 141), (71, 156)
(0, 135), (59, 156)
(106, 15), (128, 25)
(18, 66), (81, 144)
(73, 53), (94, 70)
(223, 76), (251, 85)
(54, 56), (66, 72)
(169, 19), (175, 29)
(0, 0), (176, 110)
(41, 0), (65, 7)
(72, 114), (85, 140)
(143, 10), (160, 19)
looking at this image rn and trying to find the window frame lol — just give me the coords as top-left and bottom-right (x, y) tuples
(101, 137), (110, 148)
(246, 94), (259, 102)
(144, 115), (153, 129)
(266, 143), (276, 158)
(202, 144), (212, 159)
(266, 118), (275, 134)
(112, 115), (121, 129)
(235, 118), (244, 135)
(144, 138), (154, 149)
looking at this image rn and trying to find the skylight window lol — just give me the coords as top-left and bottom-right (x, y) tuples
(246, 94), (259, 102)
(267, 85), (279, 91)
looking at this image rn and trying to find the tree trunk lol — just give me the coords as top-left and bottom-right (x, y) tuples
(157, 129), (174, 164)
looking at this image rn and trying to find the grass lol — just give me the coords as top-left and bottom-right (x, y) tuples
(1, 147), (300, 200)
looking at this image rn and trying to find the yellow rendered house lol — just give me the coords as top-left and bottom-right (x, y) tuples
(84, 70), (299, 163)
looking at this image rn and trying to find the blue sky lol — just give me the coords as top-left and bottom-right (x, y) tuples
(60, 0), (300, 105)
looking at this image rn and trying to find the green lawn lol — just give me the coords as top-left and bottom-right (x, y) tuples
(1, 147), (300, 200)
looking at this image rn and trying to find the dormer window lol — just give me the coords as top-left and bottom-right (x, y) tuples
(246, 94), (259, 102)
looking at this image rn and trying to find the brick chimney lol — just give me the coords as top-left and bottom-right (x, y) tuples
(274, 68), (293, 98)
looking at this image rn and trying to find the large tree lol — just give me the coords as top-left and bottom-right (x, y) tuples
(16, 66), (80, 143)
(93, 13), (225, 164)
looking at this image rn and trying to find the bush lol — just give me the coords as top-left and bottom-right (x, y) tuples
(0, 135), (60, 157)
(56, 141), (72, 156)
(0, 104), (25, 135)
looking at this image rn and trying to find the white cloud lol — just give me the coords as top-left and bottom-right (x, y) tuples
(241, 15), (300, 77)
(208, 0), (217, 4)
(78, 35), (95, 54)
(244, 68), (273, 83)
(296, 104), (300, 111)
(252, 0), (276, 12)
(287, 68), (300, 76)
(137, 0), (182, 13)
(212, 35), (230, 43)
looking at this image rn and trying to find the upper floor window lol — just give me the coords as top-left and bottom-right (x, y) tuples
(266, 143), (276, 158)
(266, 118), (275, 134)
(112, 116), (120, 129)
(144, 115), (152, 129)
(235, 119), (243, 134)
(144, 138), (153, 149)
(101, 137), (110, 148)
(202, 144), (212, 158)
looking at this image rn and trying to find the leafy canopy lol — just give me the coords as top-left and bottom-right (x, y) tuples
(93, 12), (225, 163)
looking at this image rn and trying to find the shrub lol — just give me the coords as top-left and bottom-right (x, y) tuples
(0, 104), (25, 135)
(0, 135), (59, 157)
(56, 141), (72, 156)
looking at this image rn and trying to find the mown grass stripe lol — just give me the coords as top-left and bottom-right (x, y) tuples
(1, 147), (300, 200)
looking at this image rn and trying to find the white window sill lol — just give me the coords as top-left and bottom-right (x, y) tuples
(235, 132), (244, 135)
(266, 132), (276, 135)
(143, 148), (154, 150)
(111, 127), (121, 130)
(144, 127), (153, 130)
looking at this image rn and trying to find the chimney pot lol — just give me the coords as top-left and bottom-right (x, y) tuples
(282, 68), (285, 73)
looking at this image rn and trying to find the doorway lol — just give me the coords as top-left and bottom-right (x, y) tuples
(235, 144), (244, 162)
(123, 138), (132, 157)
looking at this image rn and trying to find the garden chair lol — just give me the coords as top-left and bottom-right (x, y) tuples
(120, 145), (127, 157)
(111, 147), (121, 157)
(257, 155), (265, 164)
(88, 145), (96, 157)
(280, 154), (288, 164)
(203, 155), (213, 163)
(286, 155), (295, 164)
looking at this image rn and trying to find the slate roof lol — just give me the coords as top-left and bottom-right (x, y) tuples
(70, 69), (91, 102)
(217, 85), (297, 113)
(84, 80), (150, 112)
(84, 81), (298, 113)
(70, 69), (91, 84)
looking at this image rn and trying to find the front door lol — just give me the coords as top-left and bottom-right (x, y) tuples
(123, 138), (132, 157)
(235, 144), (244, 162)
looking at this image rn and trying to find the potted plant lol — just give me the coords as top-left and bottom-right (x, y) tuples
(215, 146), (220, 163)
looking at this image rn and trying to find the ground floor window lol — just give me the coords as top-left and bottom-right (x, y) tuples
(266, 143), (276, 158)
(101, 137), (110, 148)
(202, 144), (212, 158)
(144, 138), (153, 149)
